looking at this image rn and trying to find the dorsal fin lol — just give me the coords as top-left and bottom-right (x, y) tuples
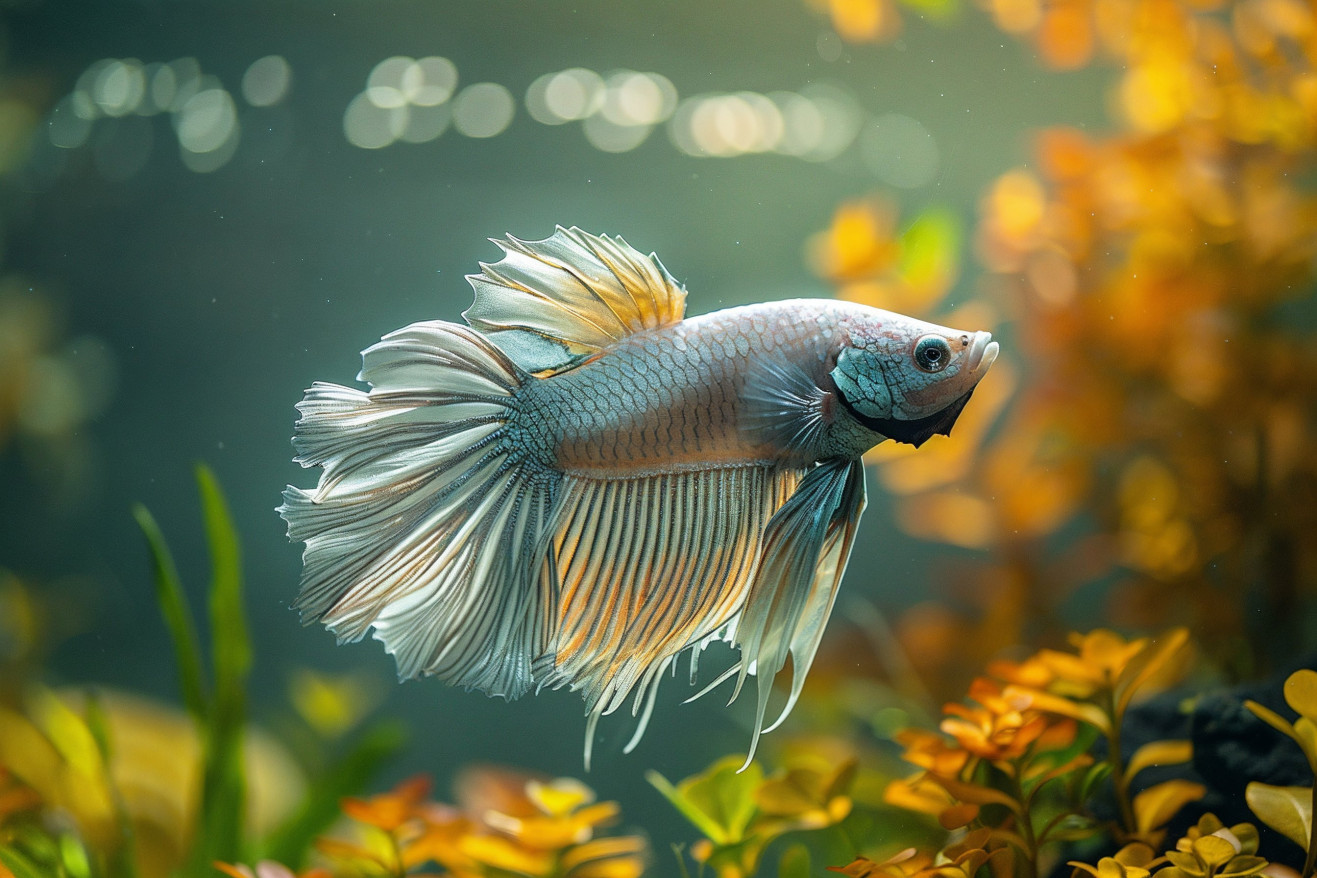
(463, 226), (687, 373)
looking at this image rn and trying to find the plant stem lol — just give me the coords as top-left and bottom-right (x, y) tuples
(1102, 687), (1137, 838)
(1303, 782), (1317, 878)
(1009, 768), (1039, 878)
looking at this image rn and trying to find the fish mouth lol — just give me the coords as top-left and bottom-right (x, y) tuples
(967, 332), (998, 373)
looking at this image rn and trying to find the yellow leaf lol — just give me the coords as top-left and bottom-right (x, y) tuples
(1134, 780), (1207, 835)
(1116, 629), (1191, 716)
(1284, 671), (1317, 725)
(1190, 836), (1237, 869)
(1127, 740), (1193, 782)
(939, 802), (981, 829)
(1002, 686), (1111, 734)
(459, 834), (554, 875)
(1245, 782), (1313, 851)
(526, 777), (594, 817)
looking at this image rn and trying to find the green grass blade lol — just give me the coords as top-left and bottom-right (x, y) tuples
(260, 721), (408, 867)
(131, 504), (207, 721)
(82, 691), (142, 878)
(197, 463), (251, 715)
(185, 464), (252, 872)
(0, 847), (48, 878)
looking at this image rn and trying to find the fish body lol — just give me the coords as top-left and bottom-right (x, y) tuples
(523, 299), (994, 474)
(280, 227), (998, 765)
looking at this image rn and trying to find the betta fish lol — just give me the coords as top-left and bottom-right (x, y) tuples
(279, 226), (998, 766)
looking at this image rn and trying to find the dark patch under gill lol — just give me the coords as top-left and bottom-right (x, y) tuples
(837, 387), (977, 448)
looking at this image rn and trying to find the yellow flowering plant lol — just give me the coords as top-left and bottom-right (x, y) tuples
(808, 628), (1200, 878)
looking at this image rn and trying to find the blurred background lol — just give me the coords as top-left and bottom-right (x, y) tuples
(0, 0), (1314, 872)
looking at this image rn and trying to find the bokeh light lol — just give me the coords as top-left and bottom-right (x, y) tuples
(240, 55), (292, 108)
(451, 82), (515, 138)
(526, 68), (605, 125)
(174, 87), (239, 172)
(667, 84), (862, 160)
(345, 55), (459, 148)
(89, 59), (146, 117)
(861, 112), (939, 188)
(343, 91), (407, 149)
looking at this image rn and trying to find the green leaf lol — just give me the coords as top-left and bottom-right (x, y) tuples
(778, 842), (811, 878)
(1245, 782), (1312, 851)
(57, 834), (92, 878)
(648, 756), (764, 845)
(261, 720), (407, 867)
(898, 0), (959, 21)
(1079, 760), (1114, 803)
(184, 464), (252, 873)
(0, 847), (49, 878)
(132, 503), (207, 720)
(198, 464), (251, 721)
(1284, 671), (1317, 725)
(649, 769), (728, 844)
(83, 691), (142, 878)
(898, 209), (961, 290)
(1127, 740), (1193, 782)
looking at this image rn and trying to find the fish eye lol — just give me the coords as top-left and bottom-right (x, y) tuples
(914, 335), (951, 372)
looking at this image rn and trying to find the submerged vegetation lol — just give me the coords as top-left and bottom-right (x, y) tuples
(0, 470), (1314, 877)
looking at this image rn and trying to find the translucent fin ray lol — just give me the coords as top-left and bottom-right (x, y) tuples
(278, 320), (560, 699)
(740, 356), (831, 454)
(724, 458), (867, 768)
(535, 466), (803, 761)
(463, 226), (687, 373)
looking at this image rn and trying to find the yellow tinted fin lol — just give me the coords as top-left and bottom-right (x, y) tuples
(463, 226), (687, 374)
(534, 466), (803, 768)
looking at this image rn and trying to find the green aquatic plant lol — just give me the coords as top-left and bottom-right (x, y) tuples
(0, 465), (402, 878)
(647, 747), (860, 878)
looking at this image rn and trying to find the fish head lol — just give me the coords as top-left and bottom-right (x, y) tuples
(830, 310), (999, 448)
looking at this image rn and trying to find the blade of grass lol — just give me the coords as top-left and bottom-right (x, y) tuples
(185, 464), (252, 872)
(131, 504), (206, 720)
(0, 847), (48, 878)
(260, 721), (408, 867)
(82, 691), (141, 878)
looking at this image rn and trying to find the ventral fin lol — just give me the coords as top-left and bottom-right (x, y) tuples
(726, 457), (867, 768)
(463, 226), (688, 374)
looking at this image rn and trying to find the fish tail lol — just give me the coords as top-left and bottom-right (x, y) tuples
(278, 320), (560, 699)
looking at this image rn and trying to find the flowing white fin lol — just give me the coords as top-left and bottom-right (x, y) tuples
(463, 226), (687, 374)
(713, 458), (867, 769)
(533, 466), (803, 768)
(278, 321), (560, 698)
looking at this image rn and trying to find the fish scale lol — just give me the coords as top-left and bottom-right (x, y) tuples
(522, 301), (839, 477)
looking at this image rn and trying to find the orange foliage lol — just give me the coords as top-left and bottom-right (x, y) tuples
(811, 0), (1317, 699)
(233, 770), (646, 878)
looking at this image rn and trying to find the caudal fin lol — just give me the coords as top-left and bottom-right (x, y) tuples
(278, 321), (559, 698)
